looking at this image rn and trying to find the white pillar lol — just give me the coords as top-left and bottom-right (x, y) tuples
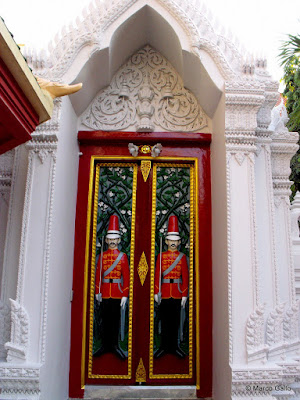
(252, 83), (279, 363)
(0, 129), (58, 398)
(0, 145), (31, 364)
(268, 100), (300, 389)
(4, 133), (58, 364)
(225, 81), (264, 370)
(291, 192), (300, 300)
(0, 150), (14, 360)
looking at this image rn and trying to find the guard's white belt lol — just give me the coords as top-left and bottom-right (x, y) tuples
(102, 278), (122, 283)
(162, 278), (181, 283)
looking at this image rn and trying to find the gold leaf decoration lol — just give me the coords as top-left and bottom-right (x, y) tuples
(140, 160), (151, 182)
(140, 145), (151, 154)
(138, 252), (148, 286)
(136, 358), (146, 383)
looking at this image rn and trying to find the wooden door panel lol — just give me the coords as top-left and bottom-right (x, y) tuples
(149, 163), (195, 382)
(69, 132), (212, 399)
(86, 163), (138, 383)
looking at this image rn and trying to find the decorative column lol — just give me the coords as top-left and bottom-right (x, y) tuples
(291, 192), (300, 300)
(225, 80), (265, 371)
(252, 82), (278, 362)
(270, 113), (299, 362)
(0, 98), (60, 397)
(0, 150), (14, 359)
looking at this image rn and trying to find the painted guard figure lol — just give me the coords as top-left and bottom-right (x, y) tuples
(154, 215), (189, 358)
(94, 215), (129, 359)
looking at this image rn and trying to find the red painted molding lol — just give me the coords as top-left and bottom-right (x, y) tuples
(78, 130), (212, 146)
(0, 58), (39, 154)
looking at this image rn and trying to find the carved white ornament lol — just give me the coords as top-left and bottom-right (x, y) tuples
(246, 304), (268, 362)
(0, 366), (40, 396)
(0, 301), (11, 359)
(231, 366), (288, 397)
(81, 46), (208, 132)
(283, 301), (300, 343)
(5, 299), (30, 362)
(24, 0), (276, 87)
(269, 97), (289, 133)
(266, 304), (285, 347)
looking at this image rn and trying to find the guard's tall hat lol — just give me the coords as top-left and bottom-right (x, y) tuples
(166, 215), (180, 240)
(106, 215), (121, 239)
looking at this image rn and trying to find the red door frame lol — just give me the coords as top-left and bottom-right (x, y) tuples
(69, 131), (212, 399)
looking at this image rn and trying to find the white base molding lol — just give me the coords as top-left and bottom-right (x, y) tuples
(0, 363), (40, 399)
(82, 385), (198, 399)
(232, 365), (298, 398)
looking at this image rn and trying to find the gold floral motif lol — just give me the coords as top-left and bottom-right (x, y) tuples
(138, 252), (148, 286)
(141, 160), (151, 182)
(136, 358), (146, 383)
(140, 145), (151, 154)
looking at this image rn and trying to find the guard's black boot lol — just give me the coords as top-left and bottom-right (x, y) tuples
(93, 345), (108, 357)
(174, 347), (186, 358)
(113, 345), (126, 360)
(154, 347), (166, 358)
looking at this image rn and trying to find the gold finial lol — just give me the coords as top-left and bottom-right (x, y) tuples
(136, 358), (146, 383)
(35, 76), (82, 99)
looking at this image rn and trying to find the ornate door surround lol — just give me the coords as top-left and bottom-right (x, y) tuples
(69, 131), (212, 399)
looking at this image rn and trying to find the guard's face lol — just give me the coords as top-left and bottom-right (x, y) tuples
(106, 237), (121, 249)
(165, 239), (181, 251)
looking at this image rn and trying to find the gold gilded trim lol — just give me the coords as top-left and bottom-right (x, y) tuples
(189, 164), (195, 378)
(194, 158), (200, 390)
(136, 358), (146, 382)
(141, 160), (151, 182)
(86, 162), (138, 380)
(149, 162), (195, 379)
(140, 145), (151, 154)
(138, 252), (148, 286)
(87, 164), (100, 378)
(80, 156), (200, 385)
(81, 157), (95, 388)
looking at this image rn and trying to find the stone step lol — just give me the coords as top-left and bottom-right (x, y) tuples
(82, 385), (200, 399)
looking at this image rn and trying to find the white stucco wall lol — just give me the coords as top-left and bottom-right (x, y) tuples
(1, 1), (299, 399)
(40, 97), (79, 399)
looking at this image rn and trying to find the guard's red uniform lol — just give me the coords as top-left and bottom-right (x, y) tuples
(154, 250), (189, 298)
(95, 249), (130, 298)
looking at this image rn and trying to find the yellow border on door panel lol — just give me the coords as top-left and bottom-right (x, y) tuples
(149, 161), (197, 380)
(83, 162), (137, 380)
(81, 156), (199, 386)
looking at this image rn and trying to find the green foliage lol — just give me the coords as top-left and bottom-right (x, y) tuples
(155, 166), (191, 257)
(93, 165), (133, 354)
(154, 166), (191, 353)
(279, 33), (300, 199)
(282, 57), (300, 131)
(96, 165), (134, 257)
(279, 34), (300, 67)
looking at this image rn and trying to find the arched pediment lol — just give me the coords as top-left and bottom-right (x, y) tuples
(28, 0), (244, 86)
(25, 0), (274, 118)
(64, 0), (228, 118)
(79, 45), (210, 132)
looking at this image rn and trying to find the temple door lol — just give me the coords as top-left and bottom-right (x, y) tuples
(69, 132), (212, 399)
